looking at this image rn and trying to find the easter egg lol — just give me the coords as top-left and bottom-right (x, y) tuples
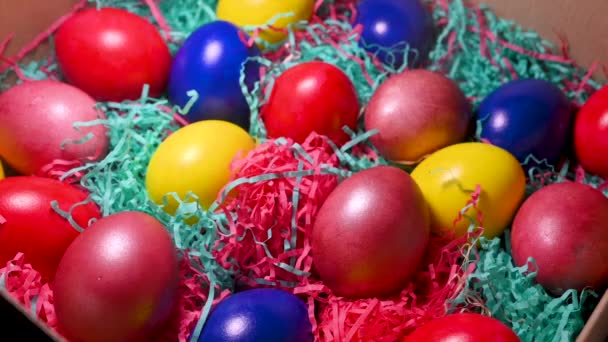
(55, 7), (172, 101)
(146, 120), (255, 213)
(478, 79), (572, 167)
(216, 0), (315, 46)
(54, 211), (179, 342)
(196, 288), (312, 342)
(312, 166), (429, 298)
(365, 69), (471, 163)
(262, 61), (359, 145)
(0, 80), (109, 175)
(574, 85), (608, 178)
(0, 176), (101, 279)
(0, 162), (4, 180)
(168, 20), (261, 130)
(511, 182), (608, 294)
(411, 142), (525, 239)
(404, 313), (520, 342)
(354, 0), (434, 68)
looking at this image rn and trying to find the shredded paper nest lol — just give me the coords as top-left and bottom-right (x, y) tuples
(0, 0), (605, 341)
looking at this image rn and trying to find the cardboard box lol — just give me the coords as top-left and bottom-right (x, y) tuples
(0, 0), (606, 341)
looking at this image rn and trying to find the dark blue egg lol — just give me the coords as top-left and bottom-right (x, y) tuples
(168, 20), (261, 130)
(354, 0), (434, 69)
(478, 79), (573, 167)
(191, 288), (313, 342)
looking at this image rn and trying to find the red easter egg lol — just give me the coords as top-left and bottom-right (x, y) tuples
(365, 69), (471, 163)
(312, 166), (429, 298)
(574, 85), (608, 178)
(54, 211), (179, 342)
(511, 182), (608, 294)
(262, 61), (360, 144)
(404, 313), (520, 342)
(0, 176), (101, 279)
(55, 7), (172, 101)
(0, 80), (109, 175)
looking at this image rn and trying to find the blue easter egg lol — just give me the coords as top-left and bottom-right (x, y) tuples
(354, 0), (434, 68)
(191, 289), (313, 342)
(478, 79), (573, 167)
(168, 20), (261, 130)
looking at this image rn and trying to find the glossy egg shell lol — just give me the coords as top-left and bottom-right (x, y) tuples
(196, 288), (313, 342)
(411, 142), (526, 239)
(168, 20), (260, 130)
(0, 176), (101, 279)
(0, 80), (109, 175)
(354, 0), (434, 68)
(55, 7), (172, 101)
(216, 0), (315, 45)
(262, 61), (360, 145)
(54, 211), (179, 342)
(146, 120), (256, 213)
(312, 166), (429, 298)
(511, 182), (608, 294)
(478, 79), (572, 166)
(574, 85), (608, 178)
(365, 69), (471, 163)
(404, 313), (520, 342)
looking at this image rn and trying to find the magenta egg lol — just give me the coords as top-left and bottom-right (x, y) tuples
(364, 70), (471, 163)
(54, 211), (179, 342)
(0, 80), (109, 175)
(511, 182), (608, 294)
(312, 166), (430, 298)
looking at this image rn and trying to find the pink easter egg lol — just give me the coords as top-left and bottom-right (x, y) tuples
(0, 80), (109, 175)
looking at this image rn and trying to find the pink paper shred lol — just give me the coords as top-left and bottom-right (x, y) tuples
(213, 133), (341, 288)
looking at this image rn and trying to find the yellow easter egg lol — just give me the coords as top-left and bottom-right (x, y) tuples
(411, 142), (526, 239)
(0, 161), (4, 180)
(146, 120), (255, 214)
(216, 0), (315, 45)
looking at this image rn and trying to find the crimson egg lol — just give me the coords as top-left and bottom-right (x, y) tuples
(312, 165), (429, 298)
(404, 313), (520, 341)
(511, 182), (608, 294)
(574, 85), (608, 178)
(0, 176), (101, 279)
(0, 80), (109, 175)
(262, 61), (360, 145)
(54, 211), (179, 342)
(55, 7), (172, 101)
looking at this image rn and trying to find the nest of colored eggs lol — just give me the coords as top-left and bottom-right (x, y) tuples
(1, 0), (607, 341)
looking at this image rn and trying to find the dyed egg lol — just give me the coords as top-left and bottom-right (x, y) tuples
(365, 69), (471, 163)
(196, 288), (312, 342)
(354, 0), (434, 68)
(55, 7), (172, 101)
(168, 20), (261, 130)
(0, 80), (109, 175)
(574, 85), (608, 178)
(511, 182), (608, 294)
(216, 0), (315, 46)
(411, 142), (526, 239)
(312, 166), (429, 298)
(54, 211), (179, 342)
(262, 61), (359, 145)
(478, 79), (572, 167)
(0, 176), (101, 279)
(146, 120), (255, 213)
(404, 313), (520, 342)
(0, 162), (4, 179)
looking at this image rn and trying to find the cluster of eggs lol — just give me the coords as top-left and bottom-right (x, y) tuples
(0, 0), (607, 341)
